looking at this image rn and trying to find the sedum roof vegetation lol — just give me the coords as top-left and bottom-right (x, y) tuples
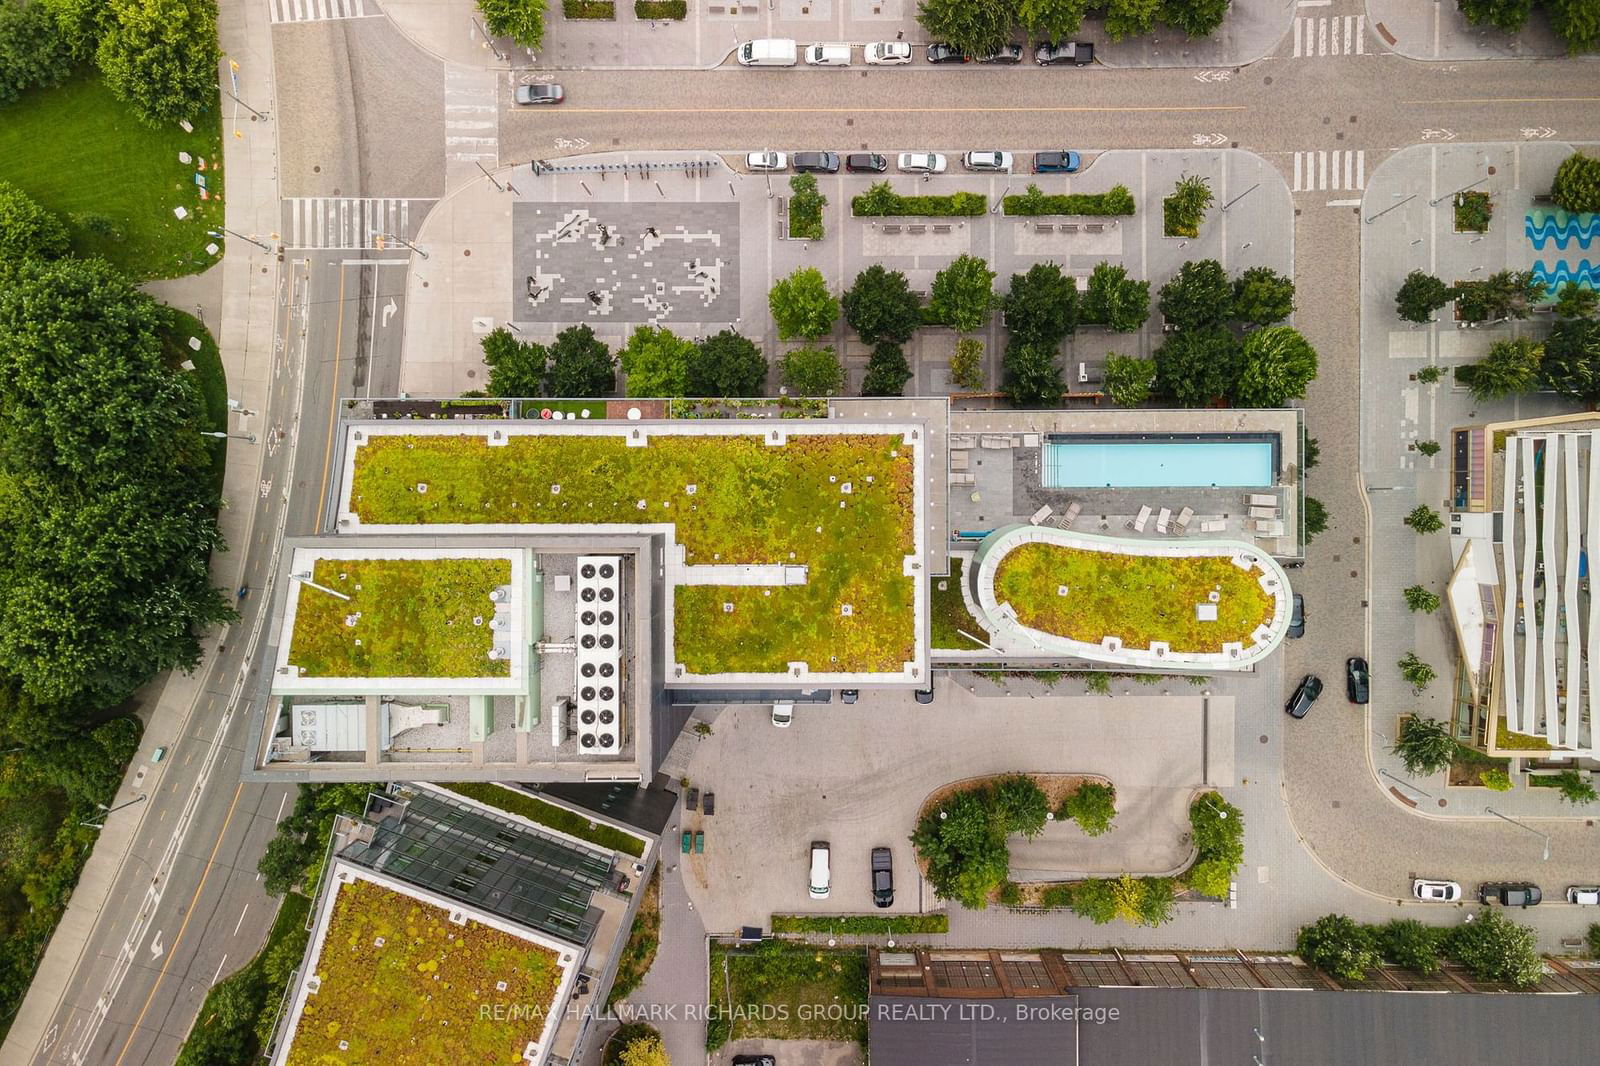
(287, 558), (511, 678)
(350, 433), (917, 673)
(288, 877), (561, 1065)
(994, 543), (1273, 653)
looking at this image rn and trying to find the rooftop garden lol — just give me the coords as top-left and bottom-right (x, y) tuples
(288, 878), (563, 1065)
(931, 557), (987, 650)
(993, 542), (1273, 653)
(349, 432), (917, 674)
(437, 782), (647, 857)
(286, 558), (511, 678)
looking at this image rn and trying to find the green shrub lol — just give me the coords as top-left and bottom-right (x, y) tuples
(997, 881), (1023, 907)
(1479, 769), (1513, 791)
(950, 337), (985, 390)
(1552, 769), (1598, 805)
(1297, 914), (1380, 981)
(1186, 857), (1233, 898)
(1185, 791), (1243, 896)
(1066, 878), (1119, 924)
(852, 182), (987, 217)
(1416, 364), (1443, 383)
(1002, 183), (1136, 216)
(992, 774), (1050, 838)
(787, 174), (825, 240)
(634, 0), (686, 15)
(1415, 439), (1441, 457)
(1398, 652), (1436, 693)
(1552, 150), (1600, 214)
(1405, 504), (1443, 534)
(1587, 922), (1600, 958)
(1377, 918), (1447, 975)
(1392, 716), (1454, 776)
(437, 782), (646, 856)
(1162, 174), (1213, 237)
(770, 913), (950, 934)
(1059, 782), (1116, 837)
(1453, 190), (1493, 232)
(1446, 908), (1542, 987)
(562, 0), (615, 15)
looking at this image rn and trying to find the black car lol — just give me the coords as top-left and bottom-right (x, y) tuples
(1479, 882), (1542, 907)
(871, 846), (894, 908)
(926, 42), (969, 64)
(840, 689), (859, 704)
(1036, 41), (1094, 65)
(1288, 593), (1305, 638)
(732, 1057), (776, 1066)
(976, 44), (1024, 64)
(914, 686), (935, 705)
(844, 152), (888, 174)
(1285, 674), (1322, 719)
(792, 151), (840, 174)
(1346, 657), (1370, 704)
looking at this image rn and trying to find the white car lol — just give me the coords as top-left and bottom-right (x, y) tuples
(864, 41), (913, 65)
(962, 150), (1013, 173)
(897, 152), (947, 175)
(808, 840), (831, 898)
(1568, 885), (1600, 905)
(1412, 879), (1462, 902)
(746, 150), (787, 172)
(771, 700), (794, 728)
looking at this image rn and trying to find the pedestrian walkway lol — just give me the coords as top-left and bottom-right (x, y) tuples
(281, 197), (430, 249)
(444, 66), (499, 190)
(1290, 15), (1367, 56)
(268, 0), (382, 23)
(1292, 150), (1365, 193)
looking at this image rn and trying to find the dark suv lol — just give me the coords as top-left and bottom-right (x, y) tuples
(1479, 882), (1542, 907)
(1036, 41), (1094, 65)
(793, 151), (840, 174)
(844, 152), (888, 174)
(871, 847), (894, 908)
(1346, 657), (1370, 704)
(1285, 674), (1322, 719)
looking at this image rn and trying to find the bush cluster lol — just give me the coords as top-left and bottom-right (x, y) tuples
(852, 182), (987, 217)
(771, 913), (950, 934)
(634, 0), (687, 15)
(562, 0), (614, 15)
(910, 775), (1050, 909)
(1297, 910), (1543, 988)
(1002, 183), (1137, 217)
(1185, 792), (1244, 898)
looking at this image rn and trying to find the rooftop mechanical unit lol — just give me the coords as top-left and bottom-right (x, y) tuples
(574, 555), (623, 754)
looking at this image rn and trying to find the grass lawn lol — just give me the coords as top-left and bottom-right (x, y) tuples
(606, 867), (660, 1007)
(436, 782), (646, 857)
(770, 913), (949, 935)
(290, 877), (563, 1065)
(708, 941), (868, 1050)
(157, 308), (229, 498)
(931, 557), (986, 650)
(1495, 719), (1553, 751)
(287, 558), (512, 678)
(350, 432), (917, 674)
(0, 71), (224, 280)
(993, 542), (1273, 653)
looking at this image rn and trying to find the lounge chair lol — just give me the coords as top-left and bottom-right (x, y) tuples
(1127, 505), (1152, 532)
(1060, 500), (1082, 529)
(1248, 493), (1277, 508)
(1254, 518), (1285, 537)
(1199, 518), (1226, 534)
(1031, 504), (1053, 525)
(1174, 506), (1194, 534)
(1156, 507), (1172, 534)
(1249, 505), (1278, 520)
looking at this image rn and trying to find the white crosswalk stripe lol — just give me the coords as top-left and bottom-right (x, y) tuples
(283, 198), (424, 249)
(1291, 16), (1366, 57)
(1291, 151), (1366, 193)
(269, 0), (381, 24)
(445, 68), (500, 184)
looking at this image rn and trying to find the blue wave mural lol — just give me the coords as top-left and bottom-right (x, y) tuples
(1532, 259), (1599, 297)
(1526, 210), (1599, 251)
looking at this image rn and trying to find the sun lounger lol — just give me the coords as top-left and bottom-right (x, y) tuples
(1156, 507), (1172, 534)
(1248, 493), (1277, 507)
(1249, 505), (1278, 520)
(1031, 504), (1053, 525)
(1127, 505), (1152, 532)
(1253, 518), (1285, 537)
(1060, 500), (1082, 529)
(1199, 518), (1226, 534)
(1175, 506), (1194, 534)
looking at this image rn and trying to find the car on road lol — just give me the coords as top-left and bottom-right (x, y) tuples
(865, 41), (912, 65)
(871, 846), (894, 907)
(976, 44), (1025, 64)
(1285, 674), (1322, 719)
(840, 689), (859, 704)
(792, 151), (840, 174)
(746, 150), (787, 172)
(515, 84), (565, 105)
(1288, 593), (1305, 638)
(771, 701), (794, 728)
(914, 686), (935, 705)
(926, 43), (969, 64)
(1032, 150), (1081, 174)
(1346, 657), (1370, 704)
(845, 152), (889, 173)
(1036, 41), (1094, 65)
(897, 152), (947, 174)
(962, 150), (1013, 172)
(809, 840), (831, 898)
(732, 1057), (776, 1066)
(1568, 886), (1600, 905)
(1479, 882), (1542, 907)
(1412, 879), (1461, 902)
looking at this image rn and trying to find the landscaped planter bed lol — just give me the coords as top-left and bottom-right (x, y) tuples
(563, 0), (616, 17)
(634, 0), (686, 15)
(1002, 184), (1136, 217)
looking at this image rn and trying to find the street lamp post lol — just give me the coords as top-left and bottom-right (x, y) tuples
(80, 793), (147, 829)
(1222, 182), (1261, 212)
(203, 430), (258, 444)
(380, 232), (429, 260)
(472, 17), (507, 61)
(208, 228), (272, 252)
(1378, 767), (1431, 798)
(1484, 807), (1550, 860)
(1430, 177), (1487, 208)
(1365, 193), (1417, 225)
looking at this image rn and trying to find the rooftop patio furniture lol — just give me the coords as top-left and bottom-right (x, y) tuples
(1254, 518), (1285, 537)
(1031, 504), (1053, 525)
(950, 450), (970, 471)
(1059, 500), (1082, 529)
(1249, 505), (1278, 520)
(1156, 507), (1172, 534)
(1174, 506), (1194, 534)
(1199, 518), (1226, 533)
(1248, 493), (1277, 507)
(1127, 505), (1152, 533)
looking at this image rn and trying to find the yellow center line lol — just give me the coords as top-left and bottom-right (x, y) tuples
(113, 782), (246, 1066)
(315, 264), (347, 521)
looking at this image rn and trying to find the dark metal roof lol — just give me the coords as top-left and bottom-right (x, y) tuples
(868, 996), (1081, 1066)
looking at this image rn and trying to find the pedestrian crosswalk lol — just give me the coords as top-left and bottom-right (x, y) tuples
(1291, 151), (1366, 193)
(268, 0), (382, 24)
(1291, 16), (1366, 57)
(445, 68), (499, 184)
(283, 197), (430, 249)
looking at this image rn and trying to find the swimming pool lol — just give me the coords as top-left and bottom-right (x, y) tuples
(1042, 437), (1276, 489)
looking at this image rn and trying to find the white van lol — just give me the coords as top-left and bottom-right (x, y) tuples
(808, 841), (831, 898)
(737, 39), (798, 67)
(805, 43), (852, 66)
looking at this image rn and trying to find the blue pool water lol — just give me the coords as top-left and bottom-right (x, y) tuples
(1043, 439), (1274, 488)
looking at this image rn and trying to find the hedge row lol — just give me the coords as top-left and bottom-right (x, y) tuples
(437, 782), (647, 857)
(771, 913), (950, 935)
(852, 185), (988, 217)
(563, 0), (616, 16)
(1002, 184), (1137, 217)
(635, 0), (687, 15)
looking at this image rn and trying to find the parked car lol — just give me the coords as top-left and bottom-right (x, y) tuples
(746, 150), (787, 172)
(1412, 879), (1461, 902)
(1479, 882), (1542, 907)
(962, 151), (1013, 172)
(865, 41), (912, 65)
(1346, 657), (1370, 704)
(914, 686), (935, 705)
(840, 689), (859, 704)
(732, 1057), (777, 1066)
(1285, 674), (1322, 719)
(514, 84), (564, 105)
(976, 43), (1024, 64)
(1032, 150), (1081, 174)
(771, 701), (794, 728)
(845, 152), (889, 173)
(1288, 593), (1305, 638)
(792, 151), (840, 174)
(1036, 41), (1094, 65)
(805, 42), (852, 66)
(871, 846), (894, 907)
(925, 42), (969, 64)
(897, 152), (947, 174)
(809, 841), (831, 898)
(1567, 886), (1600, 905)
(738, 38), (799, 66)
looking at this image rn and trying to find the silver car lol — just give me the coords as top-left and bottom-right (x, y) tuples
(962, 151), (1013, 172)
(897, 152), (947, 175)
(514, 83), (564, 105)
(746, 150), (788, 172)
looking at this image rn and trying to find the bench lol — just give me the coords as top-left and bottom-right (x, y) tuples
(1085, 223), (1104, 233)
(1035, 223), (1054, 233)
(882, 223), (902, 234)
(1060, 223), (1079, 234)
(907, 224), (927, 234)
(932, 224), (952, 234)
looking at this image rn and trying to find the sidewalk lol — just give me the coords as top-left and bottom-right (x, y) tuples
(1365, 0), (1566, 60)
(0, 1), (283, 1059)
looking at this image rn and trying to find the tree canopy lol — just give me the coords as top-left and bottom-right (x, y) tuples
(1235, 326), (1318, 407)
(1003, 261), (1077, 347)
(1554, 282), (1599, 320)
(1552, 150), (1600, 212)
(481, 327), (546, 397)
(545, 324), (616, 397)
(477, 0), (546, 50)
(619, 325), (695, 397)
(1456, 0), (1534, 33)
(915, 0), (1014, 55)
(1155, 325), (1239, 406)
(690, 330), (766, 397)
(0, 1), (73, 105)
(780, 344), (844, 396)
(768, 266), (839, 341)
(862, 341), (913, 397)
(928, 254), (997, 332)
(1467, 337), (1542, 401)
(1083, 262), (1151, 333)
(1539, 317), (1600, 406)
(1104, 0), (1162, 39)
(1395, 270), (1452, 323)
(97, 0), (220, 125)
(1158, 258), (1232, 331)
(1231, 266), (1295, 326)
(842, 264), (923, 345)
(1017, 0), (1091, 42)
(1103, 354), (1157, 407)
(1002, 339), (1064, 406)
(0, 182), (70, 263)
(1160, 0), (1231, 38)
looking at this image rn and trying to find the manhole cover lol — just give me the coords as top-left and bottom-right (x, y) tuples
(1259, 735), (1268, 744)
(1331, 800), (1341, 809)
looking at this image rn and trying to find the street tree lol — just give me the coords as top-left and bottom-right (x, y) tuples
(96, 0), (220, 124)
(780, 345), (844, 396)
(1395, 270), (1452, 323)
(1399, 652), (1436, 693)
(476, 0), (546, 50)
(618, 325), (695, 397)
(949, 337), (985, 390)
(1016, 0), (1091, 41)
(1405, 504), (1443, 534)
(1230, 266), (1295, 326)
(1003, 261), (1078, 347)
(861, 341), (913, 397)
(1002, 339), (1064, 406)
(1538, 318), (1600, 406)
(1159, 0), (1231, 39)
(1454, 269), (1544, 322)
(1552, 150), (1600, 212)
(1102, 354), (1157, 407)
(1403, 585), (1441, 613)
(1554, 281), (1599, 320)
(841, 264), (922, 345)
(1393, 715), (1453, 775)
(1158, 259), (1232, 330)
(915, 0), (1014, 55)
(618, 1033), (670, 1066)
(768, 266), (839, 341)
(1163, 173), (1214, 236)
(1378, 919), (1447, 975)
(1304, 496), (1328, 541)
(992, 775), (1050, 839)
(1446, 909), (1542, 987)
(1467, 337), (1542, 402)
(1547, 0), (1600, 54)
(1060, 782), (1117, 837)
(1104, 0), (1162, 39)
(1234, 325), (1319, 407)
(0, 182), (70, 262)
(1154, 325), (1240, 406)
(1456, 0), (1533, 33)
(689, 330), (766, 397)
(481, 328), (546, 396)
(545, 325), (616, 397)
(1296, 914), (1381, 982)
(1083, 261), (1151, 332)
(928, 254), (997, 332)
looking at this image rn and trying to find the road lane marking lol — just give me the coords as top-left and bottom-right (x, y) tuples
(232, 904), (249, 937)
(275, 792), (288, 822)
(1327, 198), (1362, 207)
(211, 954), (227, 985)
